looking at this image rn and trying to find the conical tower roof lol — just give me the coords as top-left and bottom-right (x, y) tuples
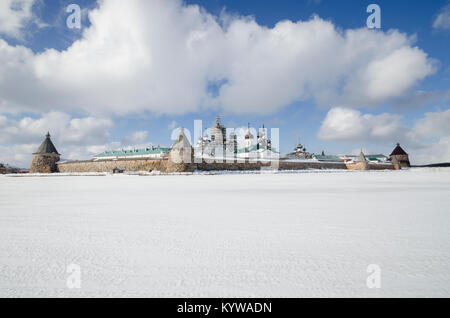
(390, 143), (408, 156)
(171, 128), (192, 150)
(34, 132), (60, 155)
(357, 150), (367, 163)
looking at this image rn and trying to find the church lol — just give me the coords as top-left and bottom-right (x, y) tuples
(195, 116), (279, 160)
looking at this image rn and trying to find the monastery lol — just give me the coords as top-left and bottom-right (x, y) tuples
(29, 117), (410, 174)
(195, 116), (278, 160)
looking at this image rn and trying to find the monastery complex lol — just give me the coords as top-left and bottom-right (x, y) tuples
(29, 116), (411, 174)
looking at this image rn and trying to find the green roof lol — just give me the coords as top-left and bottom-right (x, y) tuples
(94, 147), (170, 158)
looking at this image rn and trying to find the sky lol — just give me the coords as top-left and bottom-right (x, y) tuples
(0, 0), (449, 167)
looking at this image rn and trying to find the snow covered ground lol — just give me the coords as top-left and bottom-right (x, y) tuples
(0, 169), (449, 298)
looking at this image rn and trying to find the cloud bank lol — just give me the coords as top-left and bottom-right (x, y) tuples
(318, 108), (407, 143)
(0, 0), (436, 116)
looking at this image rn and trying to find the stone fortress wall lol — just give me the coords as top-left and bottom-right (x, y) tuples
(57, 158), (391, 173)
(58, 158), (168, 173)
(197, 160), (349, 171)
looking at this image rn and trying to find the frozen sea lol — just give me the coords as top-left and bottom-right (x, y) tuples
(0, 169), (449, 298)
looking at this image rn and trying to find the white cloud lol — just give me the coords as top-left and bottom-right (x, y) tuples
(409, 110), (450, 164)
(413, 109), (450, 138)
(0, 143), (36, 168)
(318, 107), (406, 143)
(121, 130), (148, 147)
(0, 112), (113, 145)
(411, 136), (450, 165)
(0, 0), (38, 39)
(433, 3), (450, 30)
(318, 107), (450, 165)
(359, 47), (433, 102)
(0, 0), (436, 116)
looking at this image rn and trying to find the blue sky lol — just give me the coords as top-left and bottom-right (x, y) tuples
(0, 0), (449, 167)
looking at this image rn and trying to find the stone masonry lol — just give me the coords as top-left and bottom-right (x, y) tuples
(30, 133), (61, 173)
(58, 158), (352, 173)
(30, 154), (60, 174)
(58, 158), (168, 173)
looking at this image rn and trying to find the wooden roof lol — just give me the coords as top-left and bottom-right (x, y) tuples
(34, 133), (60, 155)
(390, 143), (408, 156)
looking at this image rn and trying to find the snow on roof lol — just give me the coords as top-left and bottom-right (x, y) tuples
(236, 145), (279, 154)
(95, 147), (170, 158)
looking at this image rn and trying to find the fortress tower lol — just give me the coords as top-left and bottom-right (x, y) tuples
(167, 128), (195, 173)
(30, 132), (60, 173)
(346, 150), (369, 171)
(390, 143), (411, 168)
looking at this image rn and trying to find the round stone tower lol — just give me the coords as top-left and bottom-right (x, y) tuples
(30, 132), (61, 174)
